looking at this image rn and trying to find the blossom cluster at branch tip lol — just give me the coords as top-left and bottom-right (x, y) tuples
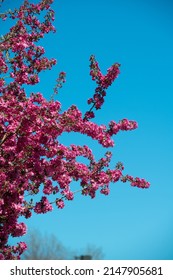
(84, 55), (120, 120)
(121, 175), (150, 189)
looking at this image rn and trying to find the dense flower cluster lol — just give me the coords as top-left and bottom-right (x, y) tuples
(84, 55), (120, 120)
(121, 175), (150, 188)
(0, 0), (150, 259)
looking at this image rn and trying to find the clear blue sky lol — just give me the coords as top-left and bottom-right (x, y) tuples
(2, 0), (173, 259)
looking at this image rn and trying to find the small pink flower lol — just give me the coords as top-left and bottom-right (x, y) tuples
(34, 197), (53, 214)
(0, 254), (5, 260)
(100, 186), (110, 195)
(56, 199), (65, 209)
(11, 223), (27, 237)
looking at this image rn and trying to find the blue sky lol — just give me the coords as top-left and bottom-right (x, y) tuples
(2, 0), (173, 259)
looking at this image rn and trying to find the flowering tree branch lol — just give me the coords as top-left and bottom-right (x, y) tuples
(0, 0), (150, 259)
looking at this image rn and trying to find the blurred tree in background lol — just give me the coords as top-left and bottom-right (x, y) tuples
(22, 230), (103, 260)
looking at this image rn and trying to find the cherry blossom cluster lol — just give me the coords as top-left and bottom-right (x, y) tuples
(0, 0), (150, 259)
(0, 0), (56, 87)
(84, 55), (120, 120)
(89, 54), (120, 89)
(53, 71), (66, 96)
(121, 175), (150, 189)
(107, 119), (138, 136)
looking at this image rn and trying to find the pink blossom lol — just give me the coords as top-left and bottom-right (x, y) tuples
(0, 254), (5, 260)
(34, 197), (53, 214)
(11, 223), (27, 237)
(43, 179), (53, 195)
(56, 199), (65, 209)
(100, 186), (110, 195)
